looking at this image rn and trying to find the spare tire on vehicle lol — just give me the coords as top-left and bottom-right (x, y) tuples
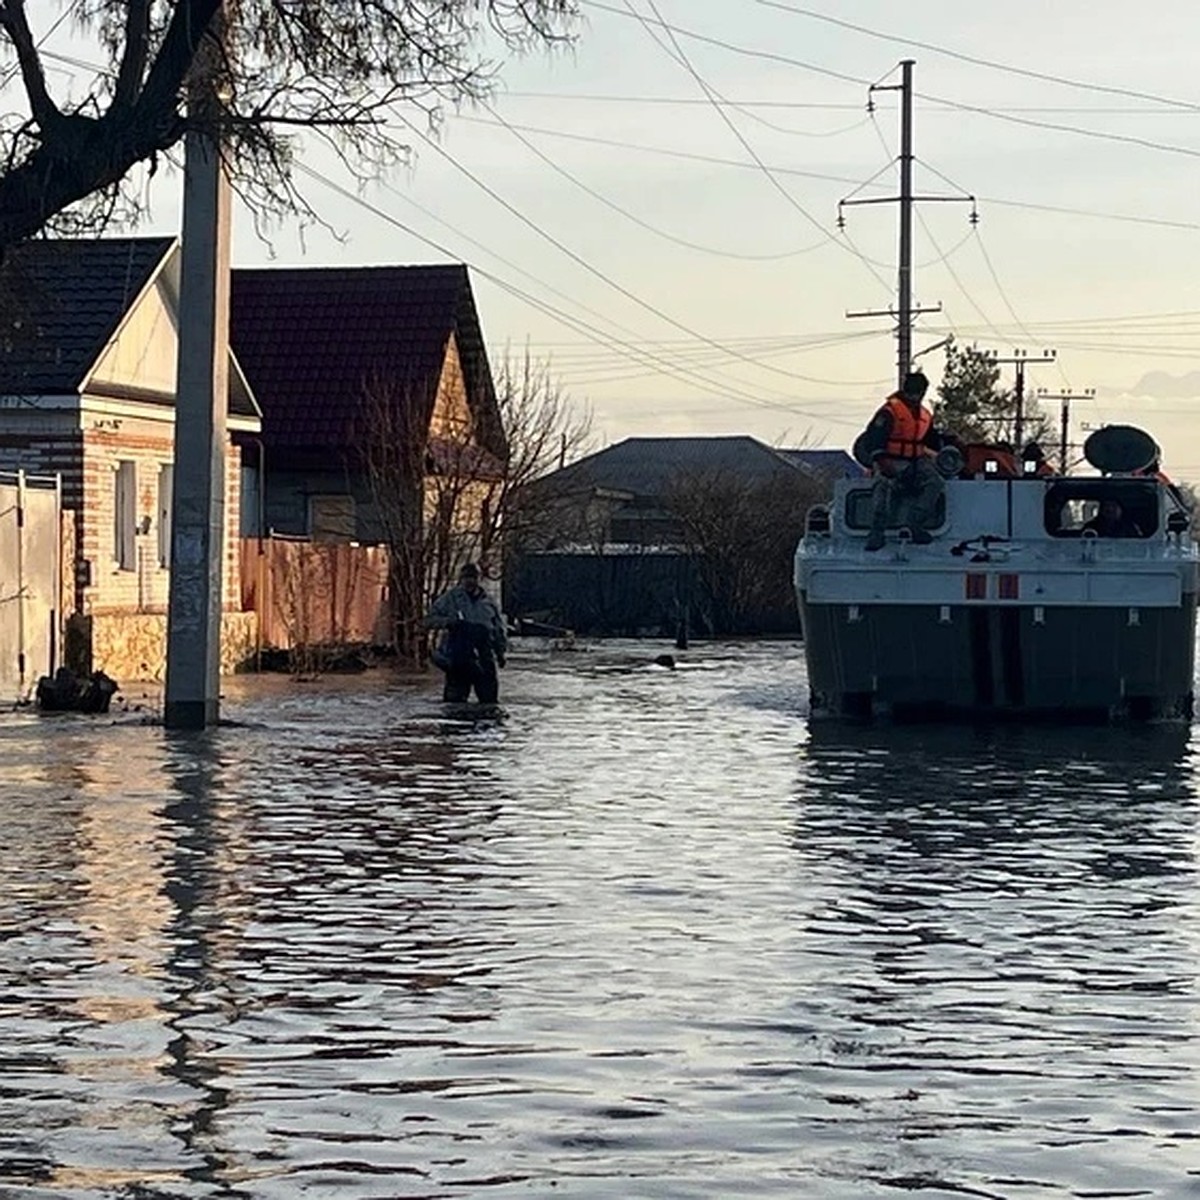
(1083, 424), (1160, 474)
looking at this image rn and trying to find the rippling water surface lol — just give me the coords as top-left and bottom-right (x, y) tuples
(2, 640), (1200, 1198)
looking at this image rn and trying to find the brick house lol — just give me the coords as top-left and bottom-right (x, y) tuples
(0, 237), (261, 681)
(229, 262), (505, 547)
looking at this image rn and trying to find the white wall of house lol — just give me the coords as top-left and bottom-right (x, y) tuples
(79, 406), (243, 615)
(88, 275), (178, 396)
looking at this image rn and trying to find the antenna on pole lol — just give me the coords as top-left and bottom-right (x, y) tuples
(841, 60), (976, 391)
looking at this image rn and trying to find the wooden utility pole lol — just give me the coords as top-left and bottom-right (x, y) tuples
(987, 349), (1057, 448)
(1037, 387), (1095, 470)
(164, 7), (231, 730)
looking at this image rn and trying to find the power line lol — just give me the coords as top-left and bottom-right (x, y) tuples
(917, 209), (1003, 339)
(478, 99), (831, 261)
(580, 2), (1200, 164)
(625, 0), (897, 302)
(295, 161), (869, 424)
(622, 0), (832, 246)
(919, 90), (1200, 163)
(392, 107), (876, 391)
(451, 111), (1200, 236)
(450, 111), (875, 186)
(581, 0), (871, 87)
(498, 91), (1200, 116)
(751, 0), (1200, 113)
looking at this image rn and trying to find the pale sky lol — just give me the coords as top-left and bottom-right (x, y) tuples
(20, 2), (1200, 475)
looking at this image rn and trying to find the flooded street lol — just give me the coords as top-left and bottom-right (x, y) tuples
(2, 639), (1200, 1198)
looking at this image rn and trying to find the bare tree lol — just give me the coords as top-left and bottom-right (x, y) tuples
(667, 468), (826, 635)
(360, 375), (428, 666)
(481, 348), (592, 566)
(0, 1), (578, 256)
(362, 350), (588, 665)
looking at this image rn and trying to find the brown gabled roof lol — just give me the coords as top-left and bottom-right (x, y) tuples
(229, 262), (500, 458)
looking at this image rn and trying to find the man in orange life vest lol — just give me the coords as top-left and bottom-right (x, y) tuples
(853, 370), (945, 552)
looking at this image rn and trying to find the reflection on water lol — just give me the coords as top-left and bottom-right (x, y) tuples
(792, 722), (1200, 1197)
(0, 644), (1199, 1197)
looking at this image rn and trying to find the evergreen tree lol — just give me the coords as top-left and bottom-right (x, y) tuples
(936, 338), (1053, 449)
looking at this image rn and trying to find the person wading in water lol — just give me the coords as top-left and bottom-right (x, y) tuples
(425, 562), (508, 703)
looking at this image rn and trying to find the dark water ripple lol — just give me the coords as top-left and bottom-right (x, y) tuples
(1, 641), (1199, 1197)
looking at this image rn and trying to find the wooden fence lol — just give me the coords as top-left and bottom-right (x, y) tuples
(240, 538), (391, 651)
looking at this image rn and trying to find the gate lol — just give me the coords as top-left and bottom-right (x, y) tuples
(0, 471), (62, 702)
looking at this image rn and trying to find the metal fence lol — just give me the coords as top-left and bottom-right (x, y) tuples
(0, 471), (62, 702)
(503, 549), (804, 638)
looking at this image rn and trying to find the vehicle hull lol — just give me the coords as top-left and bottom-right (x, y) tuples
(798, 593), (1197, 722)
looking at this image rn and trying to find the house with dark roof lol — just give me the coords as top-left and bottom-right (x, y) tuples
(505, 435), (841, 636)
(775, 448), (864, 482)
(229, 263), (504, 544)
(0, 237), (261, 682)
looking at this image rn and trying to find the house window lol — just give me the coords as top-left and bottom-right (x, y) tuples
(309, 494), (356, 542)
(113, 460), (137, 571)
(158, 463), (174, 567)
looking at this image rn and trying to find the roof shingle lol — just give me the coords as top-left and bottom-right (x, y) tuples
(0, 237), (174, 393)
(229, 263), (497, 456)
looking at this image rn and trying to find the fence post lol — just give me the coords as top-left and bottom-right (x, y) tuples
(15, 469), (26, 697)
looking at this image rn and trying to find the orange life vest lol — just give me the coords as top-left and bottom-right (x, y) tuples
(883, 394), (934, 459)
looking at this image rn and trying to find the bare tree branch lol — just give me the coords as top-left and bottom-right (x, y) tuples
(113, 0), (152, 110)
(0, 0), (61, 129)
(0, 0), (579, 256)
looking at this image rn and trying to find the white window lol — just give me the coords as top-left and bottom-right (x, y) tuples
(309, 494), (356, 542)
(158, 463), (174, 567)
(113, 460), (136, 571)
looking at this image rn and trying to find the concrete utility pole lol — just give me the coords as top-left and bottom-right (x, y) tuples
(897, 58), (914, 382)
(165, 8), (231, 730)
(842, 60), (974, 389)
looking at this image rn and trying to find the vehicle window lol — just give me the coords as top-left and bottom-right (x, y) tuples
(845, 487), (946, 530)
(1044, 483), (1158, 538)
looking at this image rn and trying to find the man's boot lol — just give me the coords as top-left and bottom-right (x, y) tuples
(910, 528), (933, 545)
(864, 530), (885, 551)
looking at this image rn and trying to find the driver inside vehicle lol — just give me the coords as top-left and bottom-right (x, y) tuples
(1083, 498), (1145, 538)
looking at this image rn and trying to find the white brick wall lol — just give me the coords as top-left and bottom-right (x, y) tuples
(0, 407), (244, 618)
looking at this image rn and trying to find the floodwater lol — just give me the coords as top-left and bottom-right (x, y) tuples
(2, 640), (1200, 1199)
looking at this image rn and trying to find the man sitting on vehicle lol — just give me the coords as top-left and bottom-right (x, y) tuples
(853, 370), (945, 551)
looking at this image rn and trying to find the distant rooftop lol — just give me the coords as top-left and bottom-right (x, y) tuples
(544, 435), (804, 496)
